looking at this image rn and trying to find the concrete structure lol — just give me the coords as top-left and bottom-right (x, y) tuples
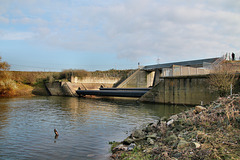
(139, 75), (218, 105)
(45, 82), (78, 96)
(116, 69), (155, 88)
(45, 82), (65, 96)
(115, 58), (220, 89)
(112, 57), (223, 105)
(46, 57), (240, 105)
(71, 76), (120, 90)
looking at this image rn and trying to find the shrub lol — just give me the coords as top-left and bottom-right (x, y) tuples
(209, 62), (238, 96)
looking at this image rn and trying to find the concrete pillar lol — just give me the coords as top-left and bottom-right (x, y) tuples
(153, 69), (161, 86)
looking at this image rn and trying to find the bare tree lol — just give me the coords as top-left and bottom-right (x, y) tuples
(0, 56), (16, 96)
(209, 62), (238, 97)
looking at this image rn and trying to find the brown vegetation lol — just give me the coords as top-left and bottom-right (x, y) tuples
(0, 56), (133, 97)
(111, 95), (240, 159)
(209, 61), (239, 96)
(0, 57), (17, 96)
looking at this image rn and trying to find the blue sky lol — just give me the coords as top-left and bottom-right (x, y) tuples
(0, 0), (239, 71)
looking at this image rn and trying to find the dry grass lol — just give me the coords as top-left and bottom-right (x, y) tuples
(111, 95), (240, 160)
(209, 62), (239, 96)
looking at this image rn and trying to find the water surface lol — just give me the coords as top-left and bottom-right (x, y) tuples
(0, 96), (190, 160)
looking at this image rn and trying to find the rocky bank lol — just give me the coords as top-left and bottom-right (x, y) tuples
(111, 95), (240, 159)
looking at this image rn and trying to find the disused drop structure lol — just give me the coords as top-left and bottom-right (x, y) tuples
(76, 57), (228, 105)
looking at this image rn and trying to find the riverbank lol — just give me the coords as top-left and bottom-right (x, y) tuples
(111, 95), (240, 159)
(0, 82), (49, 98)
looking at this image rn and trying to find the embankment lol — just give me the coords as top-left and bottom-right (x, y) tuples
(111, 95), (240, 159)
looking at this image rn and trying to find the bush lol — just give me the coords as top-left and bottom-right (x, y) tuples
(0, 79), (17, 96)
(209, 62), (238, 96)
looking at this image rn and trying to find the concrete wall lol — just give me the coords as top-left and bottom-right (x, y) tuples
(161, 65), (210, 77)
(118, 70), (154, 88)
(46, 82), (82, 96)
(140, 75), (219, 105)
(71, 76), (120, 84)
(45, 82), (65, 96)
(71, 76), (120, 90)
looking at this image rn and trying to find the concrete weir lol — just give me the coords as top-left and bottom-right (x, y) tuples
(139, 75), (218, 105)
(45, 57), (240, 105)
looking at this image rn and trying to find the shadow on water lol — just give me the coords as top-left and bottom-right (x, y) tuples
(0, 96), (192, 160)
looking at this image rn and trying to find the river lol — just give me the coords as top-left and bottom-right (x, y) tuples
(0, 96), (190, 160)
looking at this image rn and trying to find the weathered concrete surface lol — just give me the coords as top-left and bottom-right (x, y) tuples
(71, 76), (120, 84)
(117, 69), (154, 88)
(45, 82), (65, 96)
(140, 75), (218, 105)
(45, 82), (80, 96)
(71, 76), (120, 90)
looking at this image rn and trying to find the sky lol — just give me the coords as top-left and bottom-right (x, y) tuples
(0, 0), (239, 71)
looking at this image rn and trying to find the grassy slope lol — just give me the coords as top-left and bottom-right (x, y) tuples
(111, 95), (240, 160)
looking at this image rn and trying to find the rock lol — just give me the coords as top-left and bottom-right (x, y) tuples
(174, 125), (184, 131)
(132, 129), (145, 139)
(195, 106), (206, 113)
(123, 137), (134, 145)
(136, 145), (142, 150)
(151, 121), (158, 128)
(112, 144), (128, 152)
(167, 119), (174, 126)
(160, 116), (168, 121)
(152, 147), (160, 154)
(169, 114), (178, 121)
(127, 143), (136, 151)
(213, 103), (221, 109)
(147, 137), (155, 145)
(162, 152), (169, 157)
(147, 133), (157, 139)
(173, 119), (183, 126)
(144, 126), (153, 133)
(165, 134), (178, 145)
(177, 139), (190, 150)
(173, 152), (182, 158)
(191, 142), (201, 149)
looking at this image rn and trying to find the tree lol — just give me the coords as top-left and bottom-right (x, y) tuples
(209, 62), (238, 97)
(0, 56), (10, 71)
(0, 56), (16, 96)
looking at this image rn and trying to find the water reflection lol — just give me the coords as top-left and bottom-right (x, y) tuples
(0, 96), (191, 160)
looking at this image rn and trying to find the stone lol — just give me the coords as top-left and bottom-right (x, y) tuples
(174, 125), (184, 131)
(147, 133), (157, 139)
(169, 114), (178, 121)
(177, 139), (190, 150)
(162, 152), (169, 157)
(112, 144), (128, 152)
(191, 142), (201, 149)
(127, 143), (136, 151)
(173, 152), (182, 158)
(151, 122), (158, 128)
(167, 119), (174, 126)
(165, 134), (178, 145)
(132, 129), (145, 139)
(123, 137), (134, 145)
(161, 117), (168, 121)
(147, 137), (155, 145)
(195, 106), (206, 113)
(145, 126), (153, 132)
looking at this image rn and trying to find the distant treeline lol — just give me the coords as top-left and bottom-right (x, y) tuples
(8, 69), (135, 84)
(0, 56), (134, 97)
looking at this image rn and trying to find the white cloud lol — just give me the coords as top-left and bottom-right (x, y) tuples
(1, 0), (240, 65)
(0, 15), (9, 23)
(0, 31), (35, 40)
